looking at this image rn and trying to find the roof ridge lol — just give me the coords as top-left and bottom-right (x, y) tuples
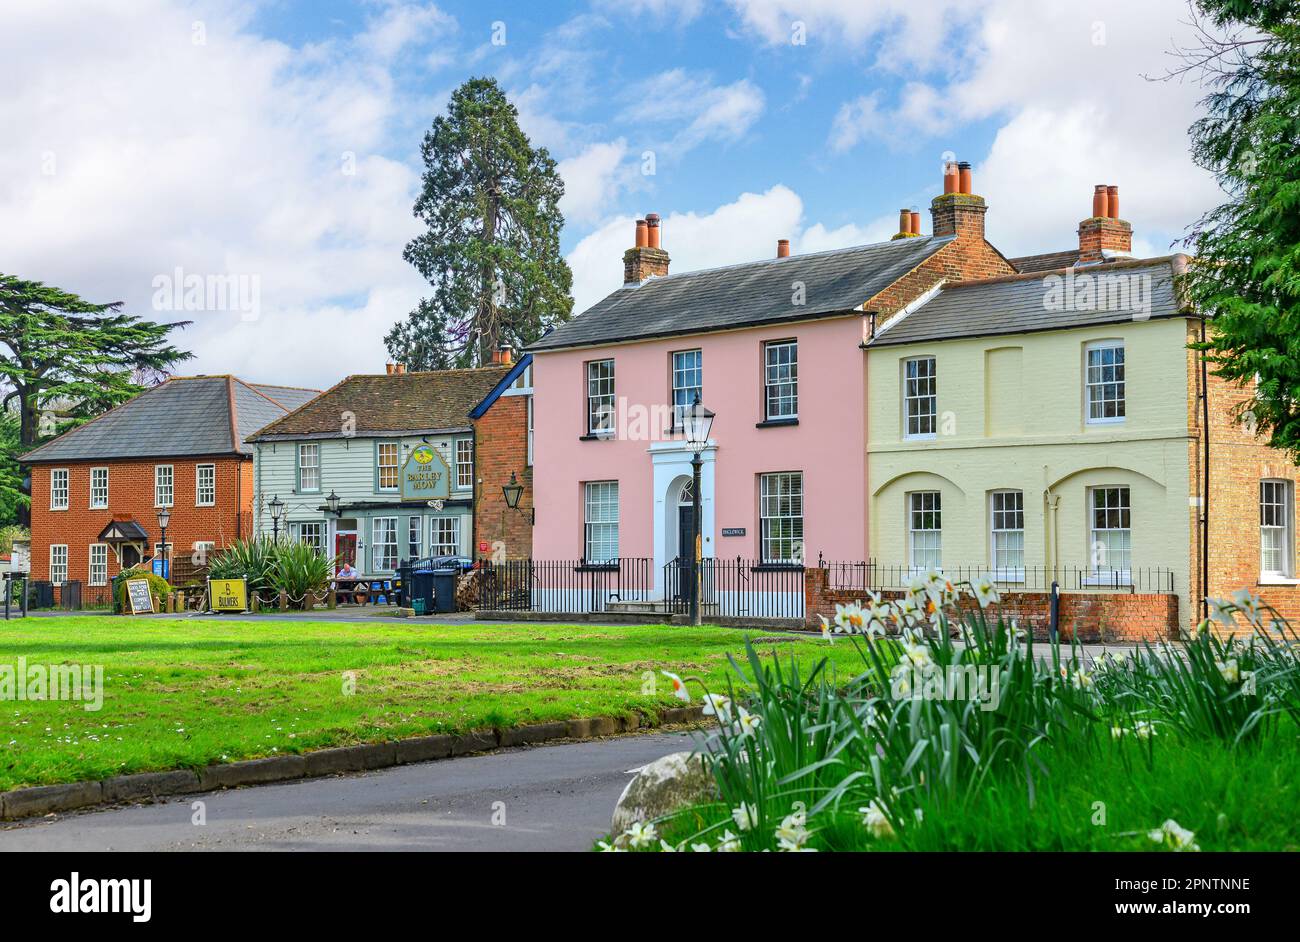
(233, 376), (296, 410)
(225, 376), (240, 451)
(949, 253), (1181, 289)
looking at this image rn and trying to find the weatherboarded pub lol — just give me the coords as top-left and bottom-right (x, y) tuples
(246, 355), (533, 578)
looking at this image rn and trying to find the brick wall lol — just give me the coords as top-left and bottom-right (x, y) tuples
(866, 221), (1015, 317)
(472, 393), (533, 559)
(28, 455), (251, 589)
(805, 567), (1178, 642)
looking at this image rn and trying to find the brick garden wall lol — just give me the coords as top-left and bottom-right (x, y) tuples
(472, 393), (533, 560)
(805, 567), (1178, 642)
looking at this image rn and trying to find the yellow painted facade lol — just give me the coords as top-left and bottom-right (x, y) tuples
(867, 316), (1194, 626)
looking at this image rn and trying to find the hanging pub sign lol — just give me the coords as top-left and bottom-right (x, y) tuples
(401, 445), (452, 501)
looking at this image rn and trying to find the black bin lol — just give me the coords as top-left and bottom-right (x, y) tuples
(30, 580), (54, 609)
(431, 568), (458, 614)
(407, 569), (435, 613)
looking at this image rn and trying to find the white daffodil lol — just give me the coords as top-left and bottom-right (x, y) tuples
(623, 820), (658, 849)
(1110, 726), (1127, 740)
(1133, 720), (1156, 740)
(902, 639), (933, 668)
(818, 615), (834, 644)
(859, 800), (896, 839)
(1217, 658), (1240, 684)
(1231, 589), (1266, 626)
(1071, 669), (1093, 690)
(660, 670), (691, 702)
(775, 809), (813, 851)
(970, 575), (1000, 608)
(891, 661), (914, 698)
(689, 842), (711, 852)
(1206, 596), (1236, 629)
(734, 706), (762, 738)
(834, 602), (867, 634)
(1147, 819), (1200, 852)
(716, 829), (741, 852)
(731, 802), (759, 832)
(893, 595), (921, 627)
(596, 840), (625, 852)
(701, 693), (732, 722)
(659, 840), (678, 852)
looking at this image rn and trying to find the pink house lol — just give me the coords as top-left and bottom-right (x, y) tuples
(528, 166), (1014, 611)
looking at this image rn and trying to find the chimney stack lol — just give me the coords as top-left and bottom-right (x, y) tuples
(1078, 184), (1132, 263)
(930, 158), (988, 241)
(623, 213), (671, 284)
(776, 239), (791, 258)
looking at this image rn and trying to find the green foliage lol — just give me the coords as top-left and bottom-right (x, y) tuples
(0, 412), (27, 524)
(0, 273), (192, 448)
(386, 77), (573, 369)
(207, 537), (279, 595)
(0, 524), (27, 555)
(268, 540), (336, 610)
(112, 566), (171, 612)
(1181, 2), (1300, 458)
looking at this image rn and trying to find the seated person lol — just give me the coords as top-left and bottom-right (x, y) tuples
(335, 562), (364, 603)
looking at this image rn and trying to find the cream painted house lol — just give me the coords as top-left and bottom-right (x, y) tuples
(866, 256), (1198, 626)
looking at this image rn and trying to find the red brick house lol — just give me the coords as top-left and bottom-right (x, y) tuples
(22, 376), (318, 603)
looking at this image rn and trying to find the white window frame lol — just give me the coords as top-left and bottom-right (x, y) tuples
(196, 463), (216, 506)
(763, 340), (798, 421)
(989, 490), (1025, 581)
(429, 517), (461, 557)
(583, 481), (620, 564)
(50, 544), (68, 584)
(908, 491), (942, 572)
(1260, 479), (1294, 580)
(89, 543), (108, 586)
(1084, 340), (1126, 425)
(671, 349), (703, 428)
(50, 468), (69, 510)
(376, 442), (399, 491)
(1085, 486), (1132, 585)
(587, 359), (615, 436)
(89, 467), (109, 509)
(372, 516), (398, 572)
(903, 356), (938, 440)
(759, 472), (804, 564)
(455, 439), (474, 490)
(154, 464), (174, 508)
(297, 523), (324, 556)
(193, 541), (216, 566)
(297, 443), (320, 493)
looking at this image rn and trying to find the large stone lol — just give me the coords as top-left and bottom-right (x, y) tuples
(611, 751), (716, 834)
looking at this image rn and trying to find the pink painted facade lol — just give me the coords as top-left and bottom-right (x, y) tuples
(531, 314), (870, 587)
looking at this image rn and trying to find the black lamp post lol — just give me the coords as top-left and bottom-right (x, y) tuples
(156, 507), (171, 582)
(501, 472), (534, 525)
(682, 395), (715, 626)
(268, 494), (284, 541)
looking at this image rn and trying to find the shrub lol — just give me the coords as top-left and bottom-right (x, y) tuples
(207, 537), (278, 596)
(113, 566), (171, 613)
(269, 540), (336, 610)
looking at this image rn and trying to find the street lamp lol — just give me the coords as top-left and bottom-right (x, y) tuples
(325, 490), (341, 516)
(682, 395), (715, 626)
(268, 494), (284, 541)
(501, 472), (534, 525)
(156, 508), (171, 582)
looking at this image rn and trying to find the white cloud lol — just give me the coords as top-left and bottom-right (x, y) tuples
(358, 1), (456, 59)
(558, 139), (630, 225)
(0, 0), (443, 389)
(622, 70), (766, 153)
(829, 93), (883, 154)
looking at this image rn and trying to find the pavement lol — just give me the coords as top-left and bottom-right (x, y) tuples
(0, 732), (697, 852)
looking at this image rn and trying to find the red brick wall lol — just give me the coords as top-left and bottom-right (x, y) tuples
(472, 393), (533, 560)
(805, 567), (1178, 642)
(28, 455), (251, 590)
(866, 227), (1015, 317)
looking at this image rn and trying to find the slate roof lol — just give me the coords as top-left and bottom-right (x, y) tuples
(1011, 249), (1082, 273)
(21, 376), (322, 463)
(529, 235), (956, 351)
(247, 367), (512, 441)
(870, 257), (1185, 348)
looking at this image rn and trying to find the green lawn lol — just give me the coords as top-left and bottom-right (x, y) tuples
(0, 617), (853, 791)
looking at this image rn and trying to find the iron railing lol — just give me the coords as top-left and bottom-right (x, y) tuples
(476, 557), (653, 614)
(819, 557), (1176, 595)
(663, 556), (805, 619)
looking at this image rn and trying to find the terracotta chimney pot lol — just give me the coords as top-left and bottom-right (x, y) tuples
(958, 161), (972, 195)
(385, 362), (394, 375)
(943, 161), (959, 194)
(635, 218), (648, 248)
(645, 213), (661, 249)
(1106, 185), (1120, 219)
(910, 210), (921, 235)
(777, 239), (791, 258)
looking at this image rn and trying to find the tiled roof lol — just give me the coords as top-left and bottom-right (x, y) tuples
(21, 376), (321, 463)
(247, 367), (512, 440)
(529, 235), (955, 351)
(869, 257), (1185, 348)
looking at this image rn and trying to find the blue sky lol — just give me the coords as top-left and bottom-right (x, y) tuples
(0, 0), (1222, 389)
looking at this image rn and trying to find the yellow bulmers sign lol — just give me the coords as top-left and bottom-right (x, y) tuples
(209, 578), (248, 612)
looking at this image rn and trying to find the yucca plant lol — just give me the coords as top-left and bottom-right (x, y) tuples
(268, 540), (336, 610)
(207, 537), (279, 596)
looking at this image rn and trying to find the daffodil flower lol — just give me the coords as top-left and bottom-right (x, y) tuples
(970, 575), (1000, 608)
(1231, 589), (1266, 626)
(1147, 818), (1199, 852)
(701, 693), (732, 721)
(1206, 597), (1236, 629)
(859, 800), (896, 839)
(716, 829), (741, 852)
(1216, 658), (1240, 684)
(734, 706), (762, 738)
(623, 821), (658, 849)
(818, 615), (834, 644)
(834, 602), (866, 634)
(660, 670), (691, 702)
(731, 802), (759, 832)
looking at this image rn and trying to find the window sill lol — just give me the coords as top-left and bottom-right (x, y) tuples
(990, 569), (1025, 584)
(753, 562), (805, 572)
(1081, 572), (1133, 588)
(1258, 576), (1300, 586)
(903, 434), (937, 443)
(575, 563), (619, 572)
(755, 418), (799, 429)
(579, 432), (615, 441)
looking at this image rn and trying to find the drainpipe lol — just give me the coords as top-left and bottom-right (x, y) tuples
(1199, 315), (1210, 622)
